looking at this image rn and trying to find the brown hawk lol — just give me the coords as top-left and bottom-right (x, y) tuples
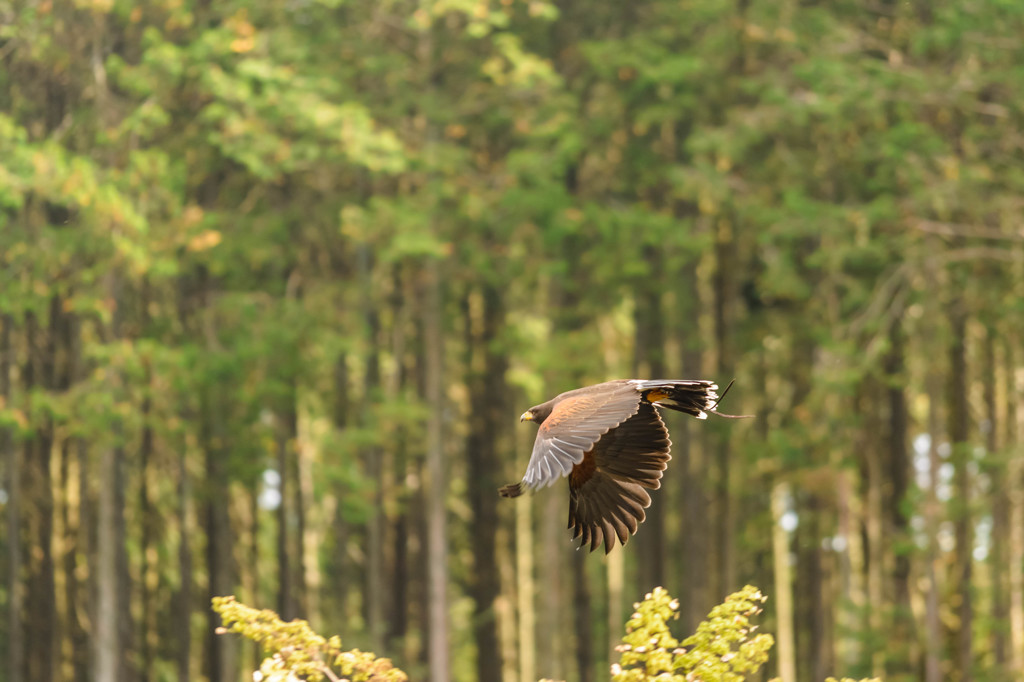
(500, 379), (736, 554)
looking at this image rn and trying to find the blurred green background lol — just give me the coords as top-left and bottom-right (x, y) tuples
(2, 0), (1024, 680)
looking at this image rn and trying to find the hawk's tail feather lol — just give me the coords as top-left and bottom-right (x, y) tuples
(636, 379), (718, 419)
(641, 378), (752, 419)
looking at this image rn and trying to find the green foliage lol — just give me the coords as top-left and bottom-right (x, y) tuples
(612, 586), (774, 682)
(611, 587), (884, 682)
(213, 596), (407, 682)
(216, 589), (884, 682)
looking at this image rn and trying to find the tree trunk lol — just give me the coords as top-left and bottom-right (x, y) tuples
(23, 309), (57, 682)
(422, 260), (450, 682)
(1010, 359), (1024, 674)
(52, 303), (80, 682)
(465, 284), (507, 682)
(63, 438), (90, 682)
(984, 327), (1007, 670)
(94, 443), (122, 682)
(606, 546), (624, 672)
(884, 317), (913, 676)
(572, 552), (593, 682)
(632, 258), (667, 590)
(94, 271), (126, 682)
(174, 276), (196, 682)
(771, 481), (796, 682)
(294, 388), (315, 626)
(276, 410), (294, 620)
(947, 305), (972, 682)
(389, 490), (409, 647)
(116, 440), (134, 682)
(805, 494), (831, 682)
(862, 383), (885, 678)
(789, 334), (822, 681)
(175, 444), (193, 682)
(676, 257), (708, 632)
(203, 385), (235, 682)
(386, 272), (410, 652)
(329, 352), (352, 632)
(537, 489), (566, 681)
(360, 246), (385, 650)
(712, 218), (737, 596)
(139, 377), (157, 682)
(2, 314), (22, 682)
(275, 378), (305, 622)
(836, 467), (865, 670)
(248, 486), (261, 672)
(924, 371), (943, 682)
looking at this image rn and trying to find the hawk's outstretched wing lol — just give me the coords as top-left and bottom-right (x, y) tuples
(568, 402), (671, 554)
(520, 382), (642, 490)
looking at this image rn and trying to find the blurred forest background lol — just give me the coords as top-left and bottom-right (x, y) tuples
(2, 0), (1024, 681)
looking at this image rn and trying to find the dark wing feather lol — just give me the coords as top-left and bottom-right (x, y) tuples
(567, 402), (671, 554)
(520, 383), (641, 490)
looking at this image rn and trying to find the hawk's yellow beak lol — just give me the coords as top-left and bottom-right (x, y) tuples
(520, 411), (533, 422)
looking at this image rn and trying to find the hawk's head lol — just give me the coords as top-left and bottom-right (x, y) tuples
(520, 400), (555, 424)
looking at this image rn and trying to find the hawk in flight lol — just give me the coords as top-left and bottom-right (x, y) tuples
(500, 379), (737, 554)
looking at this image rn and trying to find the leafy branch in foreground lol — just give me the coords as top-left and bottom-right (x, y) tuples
(214, 589), (880, 682)
(611, 586), (881, 682)
(612, 585), (774, 681)
(212, 596), (407, 682)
